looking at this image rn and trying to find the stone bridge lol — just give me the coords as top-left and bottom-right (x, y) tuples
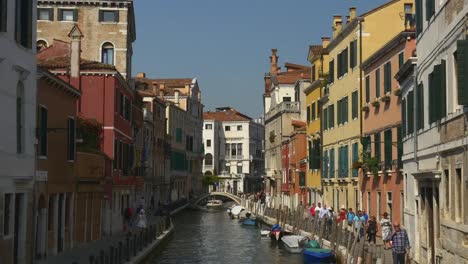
(193, 192), (242, 205)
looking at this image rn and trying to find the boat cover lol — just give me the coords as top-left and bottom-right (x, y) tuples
(230, 206), (245, 216)
(281, 235), (308, 248)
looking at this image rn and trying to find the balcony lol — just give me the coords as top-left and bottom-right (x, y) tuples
(224, 155), (246, 161)
(265, 101), (300, 122)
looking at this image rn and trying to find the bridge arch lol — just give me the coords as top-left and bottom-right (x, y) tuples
(194, 192), (241, 205)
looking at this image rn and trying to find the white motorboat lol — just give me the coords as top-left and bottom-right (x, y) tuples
(230, 205), (245, 218)
(281, 235), (309, 253)
(260, 229), (270, 236)
(206, 199), (223, 208)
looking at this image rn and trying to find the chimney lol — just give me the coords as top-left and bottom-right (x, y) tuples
(68, 25), (83, 79)
(346, 16), (351, 24)
(270, 48), (279, 74)
(332, 15), (343, 39)
(321, 37), (330, 49)
(159, 82), (165, 97)
(349, 7), (357, 20)
(136, 72), (146, 78)
(174, 90), (180, 106)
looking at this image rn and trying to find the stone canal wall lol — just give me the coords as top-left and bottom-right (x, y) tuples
(241, 199), (390, 264)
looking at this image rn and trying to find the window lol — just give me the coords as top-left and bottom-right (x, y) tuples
(350, 40), (358, 69)
(329, 60), (335, 83)
(48, 195), (54, 231)
(329, 104), (335, 129)
(283, 97), (291, 102)
(416, 83), (424, 130)
(337, 48), (349, 78)
(415, 0), (423, 35)
(428, 61), (447, 123)
(352, 142), (358, 177)
(237, 125), (242, 131)
(456, 39), (468, 105)
(365, 75), (370, 103)
(384, 129), (392, 170)
(337, 97), (348, 125)
(237, 164), (242, 174)
(306, 106), (311, 123)
(3, 193), (11, 235)
(397, 126), (402, 167)
(377, 192), (381, 220)
(58, 9), (77, 22)
(311, 102), (316, 120)
(204, 153), (213, 166)
(367, 192), (371, 215)
(374, 132), (381, 163)
(101, 42), (114, 65)
(387, 192), (393, 220)
(444, 169), (449, 213)
(205, 124), (212, 130)
(67, 118), (75, 160)
(175, 128), (182, 142)
(425, 0), (435, 22)
(99, 10), (119, 22)
(323, 107), (328, 130)
(351, 91), (358, 119)
(311, 64), (316, 81)
(323, 150), (328, 178)
(237, 143), (243, 156)
(384, 62), (392, 94)
(36, 40), (47, 52)
(225, 126), (230, 131)
(15, 0), (33, 48)
(38, 106), (48, 157)
(402, 99), (407, 136)
(225, 144), (230, 157)
(399, 52), (404, 68)
(16, 82), (24, 154)
(456, 168), (462, 221)
(407, 90), (414, 134)
(0, 0), (6, 32)
(329, 148), (335, 178)
(38, 8), (53, 21)
(113, 139), (118, 169)
(206, 140), (211, 147)
(375, 68), (381, 98)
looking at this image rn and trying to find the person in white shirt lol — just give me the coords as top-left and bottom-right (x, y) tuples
(319, 204), (329, 218)
(315, 202), (322, 217)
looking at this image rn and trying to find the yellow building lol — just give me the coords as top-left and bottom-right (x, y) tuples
(304, 37), (330, 205)
(321, 1), (414, 211)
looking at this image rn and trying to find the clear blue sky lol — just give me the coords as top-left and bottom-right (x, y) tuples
(133, 0), (389, 118)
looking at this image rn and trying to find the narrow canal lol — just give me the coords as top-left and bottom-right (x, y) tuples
(147, 204), (303, 263)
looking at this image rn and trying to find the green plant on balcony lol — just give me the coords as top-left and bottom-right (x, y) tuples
(381, 92), (391, 103)
(371, 100), (380, 107)
(362, 104), (370, 112)
(393, 88), (402, 96)
(77, 117), (103, 153)
(353, 154), (379, 177)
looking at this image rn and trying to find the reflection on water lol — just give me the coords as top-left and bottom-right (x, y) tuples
(147, 204), (303, 264)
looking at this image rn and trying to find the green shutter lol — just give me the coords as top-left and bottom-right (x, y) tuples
(384, 129), (392, 170)
(350, 42), (354, 69)
(323, 107), (328, 130)
(408, 91), (414, 134)
(345, 96), (349, 123)
(432, 65), (442, 122)
(323, 150), (328, 178)
(402, 99), (407, 136)
(307, 106), (311, 122)
(440, 60), (447, 118)
(337, 100), (342, 125)
(384, 62), (392, 93)
(352, 91), (358, 119)
(376, 69), (381, 98)
(329, 60), (334, 83)
(330, 104), (335, 128)
(399, 52), (404, 68)
(374, 133), (381, 163)
(330, 148), (335, 178)
(457, 39), (468, 105)
(312, 102), (316, 120)
(416, 0), (422, 35)
(426, 0), (434, 21)
(344, 48), (349, 75)
(345, 145), (349, 177)
(397, 126), (403, 168)
(366, 76), (370, 103)
(417, 83), (424, 130)
(352, 143), (358, 177)
(308, 140), (313, 166)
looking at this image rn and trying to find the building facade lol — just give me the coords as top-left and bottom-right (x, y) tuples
(322, 1), (414, 211)
(0, 0), (37, 262)
(401, 0), (468, 263)
(37, 0), (136, 78)
(263, 49), (311, 208)
(203, 107), (265, 194)
(360, 31), (415, 227)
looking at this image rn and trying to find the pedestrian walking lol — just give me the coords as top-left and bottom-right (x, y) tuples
(366, 216), (378, 245)
(136, 209), (147, 231)
(346, 208), (355, 231)
(380, 212), (392, 249)
(390, 222), (410, 264)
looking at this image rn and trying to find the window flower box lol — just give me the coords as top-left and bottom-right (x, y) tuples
(362, 105), (370, 112)
(372, 100), (380, 107)
(381, 94), (391, 103)
(394, 88), (402, 96)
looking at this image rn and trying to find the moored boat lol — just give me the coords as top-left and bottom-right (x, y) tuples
(303, 248), (334, 263)
(241, 218), (256, 226)
(230, 205), (245, 219)
(260, 229), (270, 236)
(206, 199), (223, 208)
(281, 235), (309, 253)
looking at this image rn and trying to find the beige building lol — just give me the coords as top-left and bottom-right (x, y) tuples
(37, 0), (136, 78)
(263, 49), (311, 208)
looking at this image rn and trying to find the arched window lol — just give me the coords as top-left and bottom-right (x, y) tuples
(204, 153), (213, 166)
(101, 42), (114, 65)
(36, 40), (47, 52)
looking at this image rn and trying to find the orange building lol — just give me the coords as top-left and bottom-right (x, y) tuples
(35, 68), (81, 258)
(289, 121), (308, 205)
(360, 31), (416, 225)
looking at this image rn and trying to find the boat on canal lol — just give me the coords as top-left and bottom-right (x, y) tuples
(206, 199), (223, 208)
(280, 235), (309, 253)
(269, 224), (294, 241)
(230, 205), (245, 218)
(303, 248), (335, 263)
(241, 218), (257, 226)
(260, 229), (270, 236)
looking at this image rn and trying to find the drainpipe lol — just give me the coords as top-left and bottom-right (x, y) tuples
(413, 60), (419, 169)
(319, 55), (324, 201)
(359, 20), (363, 146)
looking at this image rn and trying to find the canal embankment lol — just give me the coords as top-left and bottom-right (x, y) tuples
(241, 199), (391, 264)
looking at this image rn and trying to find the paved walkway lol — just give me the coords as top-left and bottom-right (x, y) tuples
(364, 236), (393, 262)
(37, 208), (176, 264)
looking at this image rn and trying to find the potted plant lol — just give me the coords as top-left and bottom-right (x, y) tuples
(362, 104), (370, 112)
(394, 87), (402, 96)
(381, 92), (391, 103)
(371, 99), (380, 107)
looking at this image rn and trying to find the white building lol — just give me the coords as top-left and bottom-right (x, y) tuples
(0, 0), (37, 263)
(203, 107), (265, 194)
(400, 1), (468, 263)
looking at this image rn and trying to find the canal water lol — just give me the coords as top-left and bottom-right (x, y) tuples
(148, 205), (303, 264)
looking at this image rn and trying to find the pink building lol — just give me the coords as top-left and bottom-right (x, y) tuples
(360, 31), (416, 227)
(37, 26), (137, 234)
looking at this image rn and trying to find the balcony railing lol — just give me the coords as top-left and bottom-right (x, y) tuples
(265, 101), (300, 121)
(224, 155), (246, 161)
